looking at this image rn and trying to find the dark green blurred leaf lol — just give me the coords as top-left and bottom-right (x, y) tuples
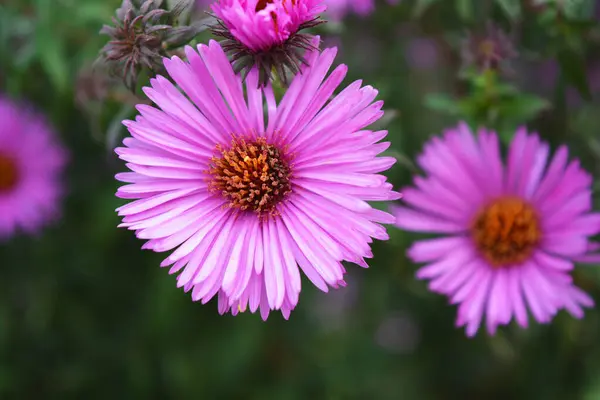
(538, 7), (559, 25)
(558, 49), (592, 101)
(75, 2), (115, 23)
(495, 0), (521, 21)
(562, 0), (595, 20)
(412, 0), (440, 18)
(37, 38), (69, 93)
(423, 93), (460, 115)
(455, 0), (473, 21)
(497, 94), (552, 123)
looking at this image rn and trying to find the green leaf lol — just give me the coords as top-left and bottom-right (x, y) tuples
(495, 0), (522, 20)
(13, 40), (36, 68)
(412, 0), (440, 18)
(558, 49), (592, 102)
(497, 94), (552, 123)
(562, 0), (594, 20)
(37, 38), (69, 92)
(455, 0), (473, 21)
(538, 7), (559, 26)
(75, 2), (114, 23)
(423, 93), (461, 115)
(497, 127), (516, 145)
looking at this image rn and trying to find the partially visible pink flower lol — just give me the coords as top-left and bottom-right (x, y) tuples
(211, 0), (326, 85)
(325, 0), (399, 20)
(115, 39), (399, 320)
(0, 97), (67, 240)
(393, 123), (600, 337)
(326, 0), (374, 19)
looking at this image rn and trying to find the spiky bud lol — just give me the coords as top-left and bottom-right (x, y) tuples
(98, 0), (204, 91)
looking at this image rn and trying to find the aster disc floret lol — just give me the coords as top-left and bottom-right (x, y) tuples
(393, 123), (600, 337)
(115, 37), (399, 320)
(210, 0), (326, 86)
(207, 136), (293, 216)
(0, 96), (67, 239)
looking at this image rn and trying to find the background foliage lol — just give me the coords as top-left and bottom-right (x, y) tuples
(2, 0), (600, 398)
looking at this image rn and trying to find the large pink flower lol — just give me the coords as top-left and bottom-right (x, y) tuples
(115, 39), (398, 320)
(211, 0), (326, 85)
(393, 123), (600, 336)
(0, 96), (67, 239)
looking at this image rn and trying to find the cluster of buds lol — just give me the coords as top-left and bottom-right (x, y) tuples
(97, 0), (327, 89)
(97, 0), (205, 91)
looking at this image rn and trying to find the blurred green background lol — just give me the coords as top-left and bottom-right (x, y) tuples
(2, 0), (600, 398)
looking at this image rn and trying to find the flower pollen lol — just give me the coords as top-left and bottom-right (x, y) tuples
(0, 154), (19, 192)
(472, 197), (541, 267)
(208, 136), (292, 217)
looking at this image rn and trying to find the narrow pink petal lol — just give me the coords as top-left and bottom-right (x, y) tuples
(459, 267), (493, 337)
(394, 206), (466, 234)
(276, 218), (302, 295)
(485, 268), (511, 335)
(221, 217), (250, 293)
(415, 245), (476, 279)
(506, 268), (528, 327)
(265, 219), (286, 309)
(533, 251), (574, 271)
(407, 236), (470, 263)
(230, 218), (259, 300)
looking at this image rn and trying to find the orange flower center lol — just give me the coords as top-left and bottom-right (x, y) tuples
(472, 197), (541, 267)
(0, 154), (19, 192)
(208, 136), (292, 217)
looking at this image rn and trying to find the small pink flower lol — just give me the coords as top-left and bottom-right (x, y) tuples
(0, 97), (67, 240)
(393, 123), (600, 337)
(211, 0), (326, 85)
(115, 39), (399, 320)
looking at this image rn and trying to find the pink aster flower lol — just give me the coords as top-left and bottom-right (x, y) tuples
(393, 123), (600, 337)
(115, 38), (399, 320)
(0, 96), (67, 240)
(210, 0), (326, 85)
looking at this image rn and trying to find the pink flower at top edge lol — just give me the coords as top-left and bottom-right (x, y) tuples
(211, 0), (326, 85)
